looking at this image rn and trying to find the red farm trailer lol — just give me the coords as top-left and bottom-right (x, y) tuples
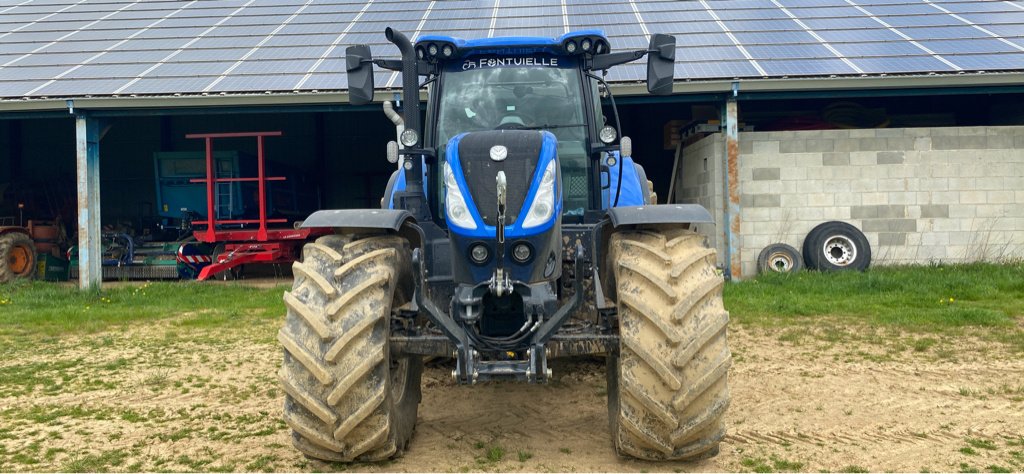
(184, 131), (326, 281)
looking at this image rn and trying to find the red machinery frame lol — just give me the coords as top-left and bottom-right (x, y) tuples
(186, 131), (326, 280)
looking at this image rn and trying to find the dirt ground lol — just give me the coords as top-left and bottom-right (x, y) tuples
(1, 322), (1023, 472)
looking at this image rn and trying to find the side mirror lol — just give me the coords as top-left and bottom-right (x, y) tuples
(346, 45), (374, 105)
(646, 34), (676, 96)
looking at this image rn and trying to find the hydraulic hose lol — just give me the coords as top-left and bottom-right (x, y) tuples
(383, 100), (405, 149)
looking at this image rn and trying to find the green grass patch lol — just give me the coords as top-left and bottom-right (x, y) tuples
(968, 438), (999, 451)
(740, 457), (773, 473)
(62, 449), (128, 472)
(485, 445), (505, 463)
(0, 281), (288, 337)
(725, 263), (1024, 343)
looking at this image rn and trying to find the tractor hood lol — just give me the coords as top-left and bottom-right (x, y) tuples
(443, 130), (562, 285)
(444, 130), (560, 238)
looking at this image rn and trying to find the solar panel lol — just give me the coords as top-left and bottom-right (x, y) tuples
(0, 0), (1020, 100)
(32, 78), (132, 96)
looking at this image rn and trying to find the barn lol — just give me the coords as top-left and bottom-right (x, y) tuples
(0, 0), (1022, 286)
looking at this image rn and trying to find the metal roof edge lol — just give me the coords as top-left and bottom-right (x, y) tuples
(617, 71), (1024, 97)
(1, 72), (1023, 116)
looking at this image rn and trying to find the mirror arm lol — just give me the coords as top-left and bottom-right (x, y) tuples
(589, 49), (647, 71)
(374, 58), (403, 71)
(590, 144), (620, 155)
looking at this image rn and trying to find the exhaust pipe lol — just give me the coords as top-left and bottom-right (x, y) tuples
(385, 27), (423, 194)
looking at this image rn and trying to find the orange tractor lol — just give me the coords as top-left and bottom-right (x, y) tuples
(0, 224), (36, 282)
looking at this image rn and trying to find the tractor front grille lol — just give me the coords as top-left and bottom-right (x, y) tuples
(458, 130), (542, 227)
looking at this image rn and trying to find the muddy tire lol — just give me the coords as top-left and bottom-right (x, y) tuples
(606, 228), (731, 461)
(0, 232), (37, 283)
(279, 233), (421, 462)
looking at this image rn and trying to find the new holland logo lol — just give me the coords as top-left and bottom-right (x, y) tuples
(489, 145), (508, 162)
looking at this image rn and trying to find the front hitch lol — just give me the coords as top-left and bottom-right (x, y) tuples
(409, 243), (586, 384)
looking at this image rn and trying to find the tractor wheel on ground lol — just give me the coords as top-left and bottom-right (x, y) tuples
(0, 232), (37, 283)
(606, 227), (731, 461)
(279, 233), (421, 462)
(802, 221), (871, 272)
(756, 243), (803, 274)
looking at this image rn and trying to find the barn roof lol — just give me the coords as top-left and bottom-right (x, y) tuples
(1, 0), (1023, 107)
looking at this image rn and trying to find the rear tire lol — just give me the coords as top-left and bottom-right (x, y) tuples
(0, 232), (37, 283)
(279, 234), (421, 462)
(606, 228), (731, 461)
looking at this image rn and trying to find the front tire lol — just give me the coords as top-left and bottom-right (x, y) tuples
(279, 234), (421, 462)
(606, 228), (731, 461)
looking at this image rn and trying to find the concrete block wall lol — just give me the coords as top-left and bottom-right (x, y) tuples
(675, 126), (1024, 278)
(674, 134), (726, 260)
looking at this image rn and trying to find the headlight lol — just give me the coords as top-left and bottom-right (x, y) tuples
(444, 162), (477, 230)
(521, 160), (557, 229)
(442, 44), (454, 57)
(565, 40), (576, 54)
(512, 243), (532, 263)
(400, 129), (418, 147)
(599, 126), (617, 144)
(470, 244), (489, 264)
(581, 38), (592, 52)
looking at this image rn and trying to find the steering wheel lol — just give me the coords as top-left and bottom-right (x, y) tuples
(494, 113), (535, 130)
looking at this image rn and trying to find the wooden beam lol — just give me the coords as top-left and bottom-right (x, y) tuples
(75, 114), (101, 290)
(722, 97), (741, 280)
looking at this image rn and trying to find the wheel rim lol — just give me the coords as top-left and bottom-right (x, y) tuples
(767, 251), (794, 272)
(822, 235), (857, 266)
(9, 244), (32, 275)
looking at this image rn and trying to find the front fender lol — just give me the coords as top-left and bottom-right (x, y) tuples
(301, 209), (413, 231)
(606, 204), (713, 227)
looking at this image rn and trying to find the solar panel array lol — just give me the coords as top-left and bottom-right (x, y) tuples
(0, 0), (1022, 99)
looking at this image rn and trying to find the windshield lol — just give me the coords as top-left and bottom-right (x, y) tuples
(435, 55), (590, 217)
(437, 55), (586, 146)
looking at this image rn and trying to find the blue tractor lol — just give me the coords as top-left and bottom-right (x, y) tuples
(279, 28), (731, 462)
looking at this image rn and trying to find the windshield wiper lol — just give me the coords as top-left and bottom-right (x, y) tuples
(518, 123), (586, 130)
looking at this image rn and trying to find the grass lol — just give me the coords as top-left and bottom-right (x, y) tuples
(967, 438), (998, 451)
(0, 280), (288, 338)
(725, 263), (1024, 347)
(0, 265), (1021, 471)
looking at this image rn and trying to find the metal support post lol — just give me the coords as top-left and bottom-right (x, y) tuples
(256, 135), (268, 241)
(75, 114), (102, 290)
(722, 94), (741, 280)
(204, 136), (215, 242)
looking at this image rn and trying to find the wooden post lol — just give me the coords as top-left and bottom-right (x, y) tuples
(722, 96), (741, 280)
(75, 114), (102, 290)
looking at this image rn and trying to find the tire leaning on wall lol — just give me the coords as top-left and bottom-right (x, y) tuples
(756, 243), (802, 274)
(802, 221), (871, 272)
